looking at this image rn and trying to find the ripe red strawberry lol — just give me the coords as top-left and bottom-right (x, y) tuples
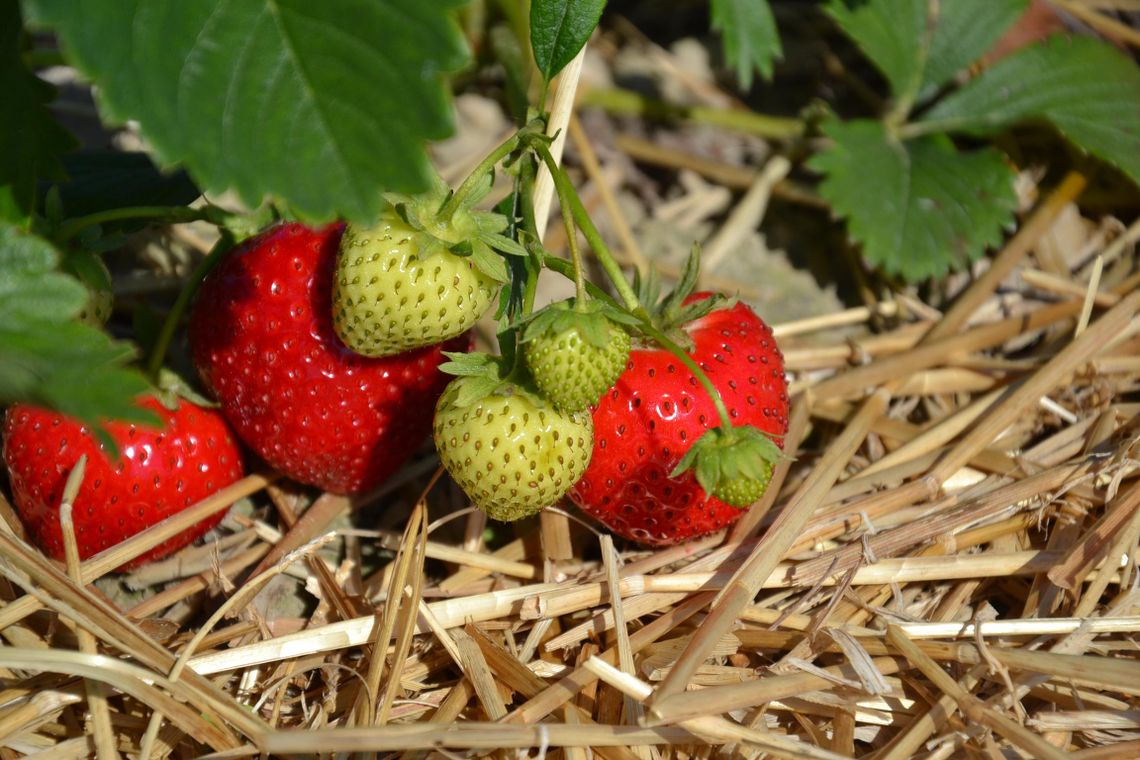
(568, 297), (789, 546)
(2, 397), (244, 569)
(189, 222), (467, 494)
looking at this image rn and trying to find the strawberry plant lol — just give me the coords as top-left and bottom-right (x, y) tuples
(3, 0), (1139, 569)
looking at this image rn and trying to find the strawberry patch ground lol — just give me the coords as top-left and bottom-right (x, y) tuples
(3, 5), (1140, 759)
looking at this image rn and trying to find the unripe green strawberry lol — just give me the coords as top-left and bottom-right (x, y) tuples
(62, 250), (113, 326)
(522, 301), (631, 413)
(433, 374), (594, 522)
(332, 178), (523, 358)
(712, 461), (774, 507)
(333, 212), (499, 357)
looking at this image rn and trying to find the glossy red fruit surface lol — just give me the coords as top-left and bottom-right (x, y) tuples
(568, 299), (789, 545)
(189, 222), (466, 494)
(3, 397), (244, 569)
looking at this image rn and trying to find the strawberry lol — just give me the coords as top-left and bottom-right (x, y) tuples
(521, 300), (632, 413)
(568, 296), (789, 546)
(189, 222), (467, 494)
(432, 355), (594, 522)
(2, 396), (244, 569)
(332, 180), (522, 358)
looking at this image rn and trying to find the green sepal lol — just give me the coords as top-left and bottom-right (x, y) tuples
(671, 425), (786, 507)
(464, 239), (508, 283)
(154, 368), (217, 410)
(519, 298), (634, 349)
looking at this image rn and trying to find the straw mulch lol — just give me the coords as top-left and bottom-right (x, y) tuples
(2, 174), (1140, 758)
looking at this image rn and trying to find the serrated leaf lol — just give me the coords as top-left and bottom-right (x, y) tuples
(919, 35), (1140, 187)
(826, 0), (928, 102)
(0, 320), (155, 426)
(530, 0), (606, 81)
(0, 224), (155, 428)
(0, 1), (77, 226)
(26, 0), (469, 223)
(808, 119), (1016, 281)
(919, 0), (1027, 101)
(0, 225), (86, 322)
(710, 0), (782, 88)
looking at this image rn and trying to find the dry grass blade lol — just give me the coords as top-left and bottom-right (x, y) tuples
(653, 388), (893, 705)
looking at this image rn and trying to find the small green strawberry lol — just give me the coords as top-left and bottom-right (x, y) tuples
(521, 300), (632, 412)
(433, 354), (594, 522)
(671, 425), (784, 508)
(333, 176), (525, 357)
(62, 250), (113, 326)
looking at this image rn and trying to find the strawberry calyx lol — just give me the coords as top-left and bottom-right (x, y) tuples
(670, 425), (786, 508)
(633, 245), (733, 349)
(153, 368), (217, 412)
(438, 351), (546, 409)
(519, 298), (637, 350)
(383, 172), (526, 286)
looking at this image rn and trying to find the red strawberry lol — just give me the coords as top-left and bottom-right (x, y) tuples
(568, 297), (788, 546)
(189, 222), (467, 494)
(2, 397), (244, 569)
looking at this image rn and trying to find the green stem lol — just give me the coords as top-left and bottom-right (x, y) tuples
(437, 131), (524, 221)
(531, 142), (643, 314)
(548, 157), (588, 306)
(56, 205), (218, 243)
(529, 139), (737, 432)
(638, 320), (734, 432)
(578, 88), (805, 140)
(517, 155), (541, 318)
(145, 233), (233, 380)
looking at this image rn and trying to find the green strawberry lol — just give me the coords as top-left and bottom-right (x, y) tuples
(433, 360), (594, 522)
(671, 425), (783, 508)
(332, 178), (524, 357)
(62, 250), (113, 326)
(522, 300), (632, 412)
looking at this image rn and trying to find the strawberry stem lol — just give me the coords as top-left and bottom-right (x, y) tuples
(437, 131), (524, 221)
(145, 232), (233, 380)
(530, 141), (644, 315)
(636, 320), (735, 432)
(529, 139), (737, 433)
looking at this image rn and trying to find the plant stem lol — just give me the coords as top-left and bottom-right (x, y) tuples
(638, 320), (734, 431)
(548, 157), (588, 306)
(529, 139), (737, 432)
(145, 233), (233, 380)
(56, 205), (218, 243)
(578, 88), (805, 140)
(531, 142), (643, 314)
(437, 132), (523, 221)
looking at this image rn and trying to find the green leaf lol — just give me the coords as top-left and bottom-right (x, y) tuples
(0, 225), (156, 427)
(0, 0), (77, 226)
(530, 0), (606, 81)
(710, 0), (782, 88)
(919, 0), (1027, 101)
(919, 35), (1140, 187)
(808, 119), (1017, 281)
(0, 224), (87, 323)
(26, 0), (469, 223)
(826, 0), (928, 102)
